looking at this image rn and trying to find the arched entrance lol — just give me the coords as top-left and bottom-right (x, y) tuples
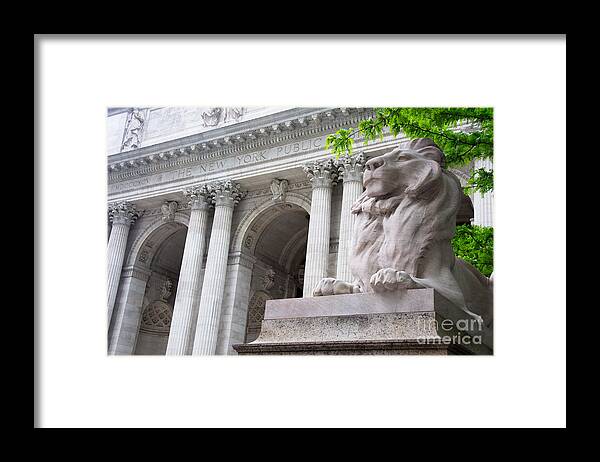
(108, 215), (189, 355)
(133, 226), (187, 355)
(237, 200), (310, 344)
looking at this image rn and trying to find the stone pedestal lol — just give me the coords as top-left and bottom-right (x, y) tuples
(233, 289), (493, 355)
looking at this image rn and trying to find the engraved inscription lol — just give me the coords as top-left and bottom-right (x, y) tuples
(109, 136), (326, 195)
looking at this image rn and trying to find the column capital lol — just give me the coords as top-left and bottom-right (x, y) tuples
(108, 201), (140, 226)
(303, 158), (338, 189)
(183, 184), (212, 211)
(337, 152), (365, 183)
(209, 179), (246, 208)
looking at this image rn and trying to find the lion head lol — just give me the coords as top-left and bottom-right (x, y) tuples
(362, 138), (447, 201)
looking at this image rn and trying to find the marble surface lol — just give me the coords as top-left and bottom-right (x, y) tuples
(264, 288), (439, 319)
(234, 288), (493, 355)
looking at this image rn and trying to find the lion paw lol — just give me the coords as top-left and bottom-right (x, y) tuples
(313, 278), (361, 296)
(369, 269), (416, 292)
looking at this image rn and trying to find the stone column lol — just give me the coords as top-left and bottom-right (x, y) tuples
(108, 265), (152, 355)
(336, 153), (365, 283)
(192, 180), (245, 355)
(472, 158), (494, 227)
(215, 252), (256, 355)
(107, 201), (140, 325)
(302, 158), (338, 297)
(166, 185), (212, 355)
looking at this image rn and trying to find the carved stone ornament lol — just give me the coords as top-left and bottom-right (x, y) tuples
(296, 264), (305, 286)
(183, 184), (212, 210)
(223, 107), (245, 123)
(270, 178), (289, 202)
(140, 300), (172, 333)
(200, 107), (223, 127)
(140, 278), (174, 333)
(200, 107), (245, 128)
(159, 278), (174, 300)
(311, 138), (494, 331)
(303, 158), (339, 188)
(261, 268), (276, 291)
(161, 201), (178, 222)
(108, 201), (140, 226)
(209, 179), (246, 208)
(337, 152), (366, 183)
(121, 108), (146, 151)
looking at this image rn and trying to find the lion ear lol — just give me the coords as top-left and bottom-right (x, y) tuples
(404, 160), (442, 199)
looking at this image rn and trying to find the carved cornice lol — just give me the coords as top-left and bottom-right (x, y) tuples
(108, 201), (141, 226)
(303, 157), (339, 189)
(107, 107), (375, 182)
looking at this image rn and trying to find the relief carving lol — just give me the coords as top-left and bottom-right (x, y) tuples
(261, 267), (276, 291)
(200, 107), (245, 127)
(140, 278), (174, 333)
(270, 178), (289, 202)
(200, 107), (223, 127)
(161, 201), (178, 222)
(121, 108), (147, 151)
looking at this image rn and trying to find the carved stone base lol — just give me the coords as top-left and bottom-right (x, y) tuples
(233, 289), (492, 355)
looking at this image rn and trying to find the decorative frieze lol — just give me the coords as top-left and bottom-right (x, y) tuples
(201, 107), (223, 127)
(107, 108), (376, 181)
(245, 180), (310, 200)
(139, 202), (190, 219)
(200, 107), (245, 127)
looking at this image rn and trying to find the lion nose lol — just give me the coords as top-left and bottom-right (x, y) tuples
(366, 157), (385, 171)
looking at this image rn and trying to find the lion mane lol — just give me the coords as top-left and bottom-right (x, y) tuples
(350, 138), (461, 284)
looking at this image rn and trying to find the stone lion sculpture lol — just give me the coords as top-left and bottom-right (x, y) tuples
(313, 138), (493, 329)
